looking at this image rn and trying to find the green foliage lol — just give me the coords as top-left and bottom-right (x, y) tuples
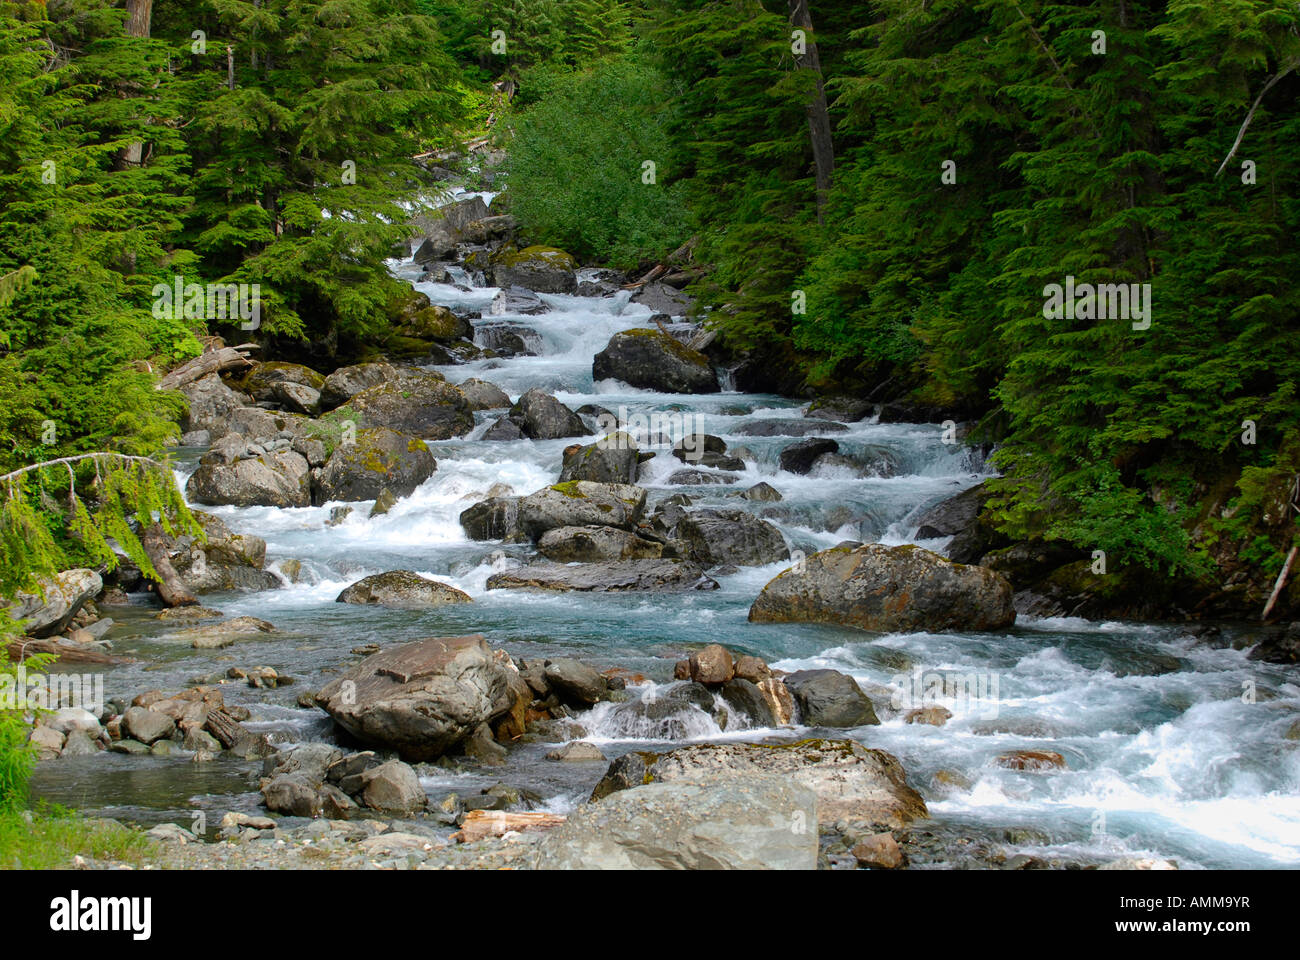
(0, 648), (54, 810)
(0, 803), (153, 868)
(504, 57), (688, 267)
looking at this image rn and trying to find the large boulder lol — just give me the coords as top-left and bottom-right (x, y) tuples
(542, 659), (608, 707)
(4, 569), (102, 638)
(537, 526), (663, 562)
(517, 482), (647, 541)
(558, 433), (640, 484)
(336, 571), (472, 607)
(339, 372), (474, 440)
(749, 543), (1016, 633)
(676, 509), (789, 567)
(359, 760), (427, 815)
(395, 293), (473, 342)
(315, 636), (519, 761)
(186, 449), (312, 508)
(179, 373), (247, 439)
(537, 775), (818, 870)
(459, 497), (523, 541)
(672, 434), (745, 471)
(489, 246), (578, 294)
(591, 739), (926, 829)
(630, 281), (693, 317)
(319, 362), (398, 411)
(783, 670), (879, 727)
(912, 482), (1002, 564)
(486, 559), (718, 593)
(507, 389), (590, 440)
(734, 419), (850, 437)
(411, 196), (490, 262)
(169, 511), (279, 593)
(312, 427), (436, 504)
(456, 378), (511, 411)
(237, 361), (325, 401)
(778, 438), (839, 475)
(593, 329), (719, 394)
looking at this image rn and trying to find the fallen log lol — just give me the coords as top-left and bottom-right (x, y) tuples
(451, 810), (567, 843)
(621, 263), (666, 290)
(6, 637), (130, 665)
(156, 343), (258, 392)
(141, 523), (198, 608)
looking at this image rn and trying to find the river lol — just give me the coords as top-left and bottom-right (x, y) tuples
(30, 197), (1300, 869)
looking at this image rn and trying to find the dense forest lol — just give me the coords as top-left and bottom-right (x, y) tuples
(1, 0), (1298, 609)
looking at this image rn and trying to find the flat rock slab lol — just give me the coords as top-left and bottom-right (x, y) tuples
(591, 738), (927, 830)
(537, 775), (818, 870)
(486, 559), (718, 593)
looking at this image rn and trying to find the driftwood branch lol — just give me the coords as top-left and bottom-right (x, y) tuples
(156, 343), (258, 392)
(1215, 60), (1298, 178)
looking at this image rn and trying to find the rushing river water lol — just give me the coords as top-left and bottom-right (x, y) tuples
(31, 211), (1300, 869)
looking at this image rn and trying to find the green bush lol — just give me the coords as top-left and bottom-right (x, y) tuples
(504, 57), (688, 268)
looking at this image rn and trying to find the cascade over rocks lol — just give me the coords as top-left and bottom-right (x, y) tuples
(749, 543), (1016, 633)
(486, 559), (718, 593)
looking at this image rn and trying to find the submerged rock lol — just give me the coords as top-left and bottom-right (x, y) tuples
(336, 571), (472, 607)
(486, 559), (718, 593)
(749, 543), (1016, 633)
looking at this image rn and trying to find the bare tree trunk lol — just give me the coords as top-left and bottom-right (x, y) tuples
(120, 0), (154, 171)
(142, 523), (199, 607)
(789, 0), (835, 222)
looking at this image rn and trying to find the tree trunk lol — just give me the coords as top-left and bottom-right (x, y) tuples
(120, 1), (153, 171)
(789, 0), (835, 221)
(141, 523), (199, 607)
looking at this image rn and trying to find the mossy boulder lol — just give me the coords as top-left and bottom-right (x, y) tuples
(489, 245), (578, 294)
(338, 371), (474, 440)
(593, 328), (719, 394)
(517, 481), (647, 541)
(749, 543), (1015, 633)
(313, 427), (436, 504)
